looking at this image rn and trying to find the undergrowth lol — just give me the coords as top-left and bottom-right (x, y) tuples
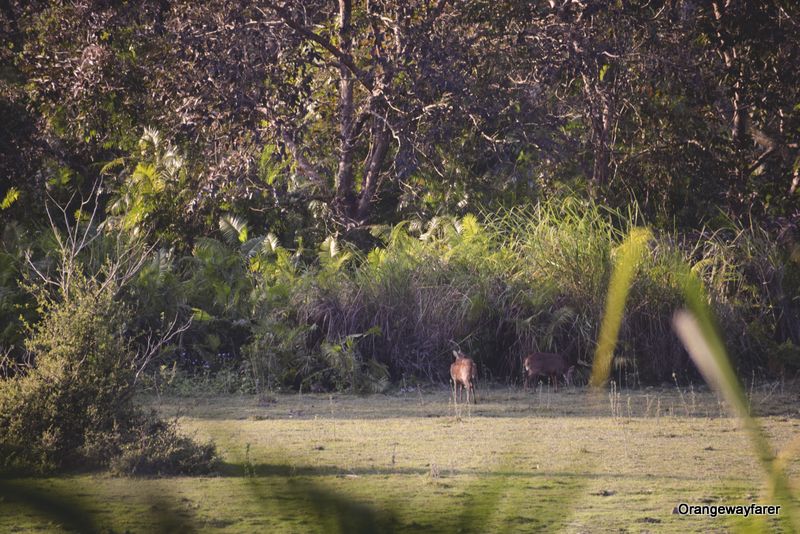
(239, 198), (799, 389)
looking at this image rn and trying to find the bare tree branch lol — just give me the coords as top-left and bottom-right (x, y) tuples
(133, 314), (193, 386)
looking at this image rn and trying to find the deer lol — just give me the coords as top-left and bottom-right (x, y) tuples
(523, 352), (575, 392)
(450, 350), (478, 404)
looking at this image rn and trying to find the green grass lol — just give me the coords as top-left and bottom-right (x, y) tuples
(2, 386), (799, 532)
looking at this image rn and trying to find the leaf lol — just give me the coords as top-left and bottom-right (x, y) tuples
(1, 187), (20, 210)
(320, 236), (339, 259)
(599, 64), (609, 82)
(265, 233), (279, 253)
(259, 144), (287, 185)
(366, 248), (386, 269)
(74, 209), (90, 222)
(460, 213), (481, 239)
(191, 307), (213, 322)
(590, 227), (652, 386)
(99, 158), (126, 176)
(219, 215), (249, 245)
(241, 236), (264, 258)
(193, 237), (228, 262)
(139, 127), (160, 151)
(363, 325), (382, 337)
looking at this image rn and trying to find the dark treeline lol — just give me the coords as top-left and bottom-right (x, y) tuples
(1, 1), (799, 395)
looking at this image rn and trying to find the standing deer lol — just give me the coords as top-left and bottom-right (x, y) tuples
(523, 352), (575, 392)
(450, 350), (478, 404)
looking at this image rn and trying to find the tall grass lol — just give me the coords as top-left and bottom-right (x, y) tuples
(243, 197), (799, 389)
(101, 195), (798, 390)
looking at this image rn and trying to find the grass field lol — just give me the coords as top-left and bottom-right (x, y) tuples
(2, 383), (799, 532)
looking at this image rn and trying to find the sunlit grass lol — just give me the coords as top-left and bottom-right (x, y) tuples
(2, 387), (799, 532)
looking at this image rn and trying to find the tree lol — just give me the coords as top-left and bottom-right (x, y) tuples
(2, 0), (798, 237)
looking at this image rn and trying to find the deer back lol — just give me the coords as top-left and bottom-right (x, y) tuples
(451, 350), (475, 384)
(523, 352), (569, 376)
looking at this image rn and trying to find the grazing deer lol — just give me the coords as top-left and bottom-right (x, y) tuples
(450, 350), (478, 404)
(523, 352), (575, 392)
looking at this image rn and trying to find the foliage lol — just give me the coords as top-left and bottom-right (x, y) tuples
(0, 222), (36, 365)
(235, 198), (800, 387)
(109, 415), (218, 476)
(0, 272), (217, 474)
(141, 362), (257, 397)
(1, 0), (799, 390)
(106, 128), (192, 243)
(3, 1), (798, 235)
(0, 275), (132, 472)
(0, 1), (798, 526)
(0, 196), (218, 474)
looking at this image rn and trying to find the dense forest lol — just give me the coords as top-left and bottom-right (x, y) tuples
(1, 0), (799, 404)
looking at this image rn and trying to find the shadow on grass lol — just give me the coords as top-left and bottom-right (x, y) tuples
(243, 474), (401, 533)
(0, 479), (102, 534)
(214, 461), (719, 483)
(0, 475), (201, 534)
(455, 466), (588, 533)
(230, 461), (589, 533)
(1, 464), (593, 533)
(153, 385), (800, 422)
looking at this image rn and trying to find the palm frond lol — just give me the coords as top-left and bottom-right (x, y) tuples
(219, 215), (249, 245)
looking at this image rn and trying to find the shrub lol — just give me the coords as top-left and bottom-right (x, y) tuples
(109, 415), (218, 476)
(0, 241), (218, 474)
(0, 276), (136, 472)
(140, 361), (257, 396)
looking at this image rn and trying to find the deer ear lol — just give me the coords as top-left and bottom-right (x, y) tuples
(452, 350), (459, 359)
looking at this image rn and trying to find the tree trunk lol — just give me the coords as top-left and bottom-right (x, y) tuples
(334, 0), (357, 218)
(592, 97), (612, 190)
(356, 119), (390, 221)
(583, 72), (613, 193)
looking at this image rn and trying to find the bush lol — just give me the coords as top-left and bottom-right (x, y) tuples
(109, 415), (218, 476)
(0, 276), (134, 471)
(140, 361), (257, 396)
(0, 265), (218, 474)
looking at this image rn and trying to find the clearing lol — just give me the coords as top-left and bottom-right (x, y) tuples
(2, 384), (799, 532)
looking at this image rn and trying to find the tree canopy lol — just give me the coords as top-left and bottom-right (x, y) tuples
(2, 0), (798, 239)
